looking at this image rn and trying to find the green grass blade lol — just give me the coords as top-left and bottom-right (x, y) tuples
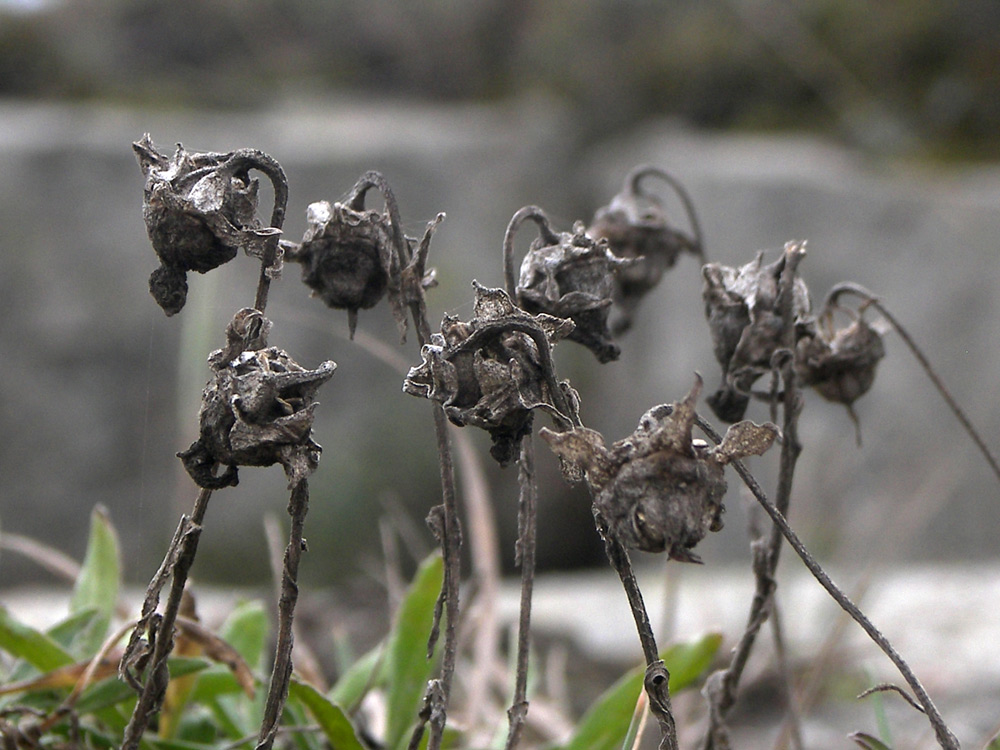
(383, 553), (444, 750)
(70, 506), (121, 622)
(289, 679), (366, 750)
(69, 506), (121, 655)
(849, 732), (894, 749)
(0, 605), (74, 671)
(558, 632), (722, 750)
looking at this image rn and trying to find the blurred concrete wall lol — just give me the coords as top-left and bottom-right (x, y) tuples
(1, 97), (999, 588)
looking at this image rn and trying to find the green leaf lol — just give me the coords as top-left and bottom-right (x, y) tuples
(558, 632), (722, 750)
(383, 553), (444, 750)
(0, 606), (74, 671)
(328, 645), (382, 709)
(849, 732), (894, 750)
(289, 679), (366, 750)
(69, 507), (121, 655)
(73, 657), (208, 714)
(217, 599), (268, 671)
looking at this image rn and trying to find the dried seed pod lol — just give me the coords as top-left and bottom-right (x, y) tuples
(134, 134), (285, 316)
(796, 297), (885, 441)
(505, 206), (635, 363)
(284, 172), (439, 340)
(178, 309), (336, 489)
(403, 282), (579, 466)
(541, 376), (777, 561)
(285, 199), (393, 337)
(587, 165), (703, 334)
(702, 242), (810, 422)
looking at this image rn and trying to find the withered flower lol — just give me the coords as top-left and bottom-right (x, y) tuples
(505, 206), (635, 363)
(587, 165), (703, 334)
(403, 282), (579, 466)
(702, 242), (810, 422)
(284, 172), (439, 340)
(796, 292), (885, 442)
(541, 376), (777, 562)
(178, 309), (336, 489)
(134, 134), (286, 316)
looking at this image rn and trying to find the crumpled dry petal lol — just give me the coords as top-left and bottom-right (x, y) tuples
(516, 221), (636, 363)
(178, 310), (336, 489)
(403, 282), (579, 466)
(134, 134), (283, 316)
(541, 376), (777, 561)
(702, 244), (810, 422)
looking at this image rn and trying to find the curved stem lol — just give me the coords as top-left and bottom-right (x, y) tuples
(694, 415), (960, 750)
(503, 205), (561, 298)
(347, 171), (409, 274)
(828, 281), (1000, 486)
(216, 150), (289, 314)
(625, 165), (706, 261)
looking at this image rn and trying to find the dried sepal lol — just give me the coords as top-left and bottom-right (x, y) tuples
(178, 309), (336, 489)
(507, 206), (636, 363)
(702, 242), (810, 422)
(541, 376), (777, 561)
(587, 165), (702, 334)
(403, 282), (579, 466)
(134, 134), (285, 316)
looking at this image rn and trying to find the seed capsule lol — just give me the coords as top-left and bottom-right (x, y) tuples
(541, 376), (777, 560)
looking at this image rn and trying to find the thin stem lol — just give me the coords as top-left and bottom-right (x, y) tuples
(504, 435), (538, 750)
(121, 488), (213, 750)
(695, 416), (961, 750)
(503, 205), (561, 298)
(625, 165), (706, 260)
(257, 480), (310, 750)
(702, 242), (805, 749)
(593, 510), (679, 750)
(828, 281), (1000, 486)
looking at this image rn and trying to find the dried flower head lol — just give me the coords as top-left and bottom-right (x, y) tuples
(285, 199), (393, 337)
(796, 293), (885, 441)
(178, 309), (336, 489)
(134, 134), (285, 316)
(541, 376), (777, 561)
(587, 165), (703, 334)
(505, 206), (635, 363)
(702, 242), (810, 422)
(403, 282), (579, 466)
(284, 172), (439, 340)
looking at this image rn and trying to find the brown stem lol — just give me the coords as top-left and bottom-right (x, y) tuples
(120, 488), (213, 750)
(504, 435), (538, 750)
(695, 416), (960, 750)
(594, 511), (679, 750)
(256, 480), (310, 750)
(702, 242), (805, 749)
(625, 165), (706, 261)
(827, 281), (1000, 487)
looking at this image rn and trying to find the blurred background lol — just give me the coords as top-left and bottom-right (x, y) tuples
(4, 1), (1000, 745)
(1, 0), (999, 589)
